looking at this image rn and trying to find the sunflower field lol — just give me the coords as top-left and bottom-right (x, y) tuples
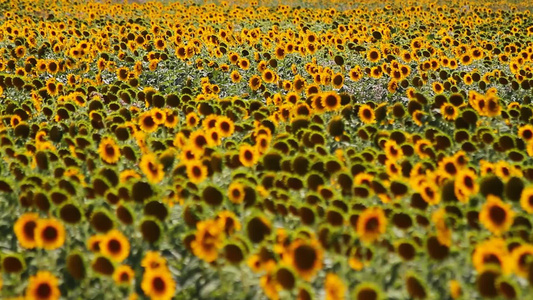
(2, 0), (533, 299)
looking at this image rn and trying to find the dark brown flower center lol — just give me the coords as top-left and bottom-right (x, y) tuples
(153, 277), (166, 292)
(489, 205), (506, 225)
(37, 283), (52, 298)
(294, 245), (317, 271)
(23, 220), (37, 240)
(43, 226), (58, 242)
(108, 239), (121, 254)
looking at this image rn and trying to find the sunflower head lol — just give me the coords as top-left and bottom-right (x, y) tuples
(25, 271), (61, 300)
(356, 207), (387, 243)
(479, 195), (515, 235)
(35, 218), (65, 250)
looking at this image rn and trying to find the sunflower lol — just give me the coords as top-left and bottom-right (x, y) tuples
(139, 153), (165, 184)
(484, 95), (501, 117)
(185, 160), (208, 184)
(325, 273), (346, 300)
(228, 181), (245, 204)
(284, 238), (323, 281)
(189, 130), (209, 152)
(385, 160), (401, 178)
(100, 229), (130, 263)
(259, 273), (279, 300)
(331, 73), (344, 89)
(151, 108), (166, 125)
(412, 110), (425, 126)
(526, 142), (533, 157)
(441, 103), (458, 121)
(25, 271), (60, 300)
(45, 79), (58, 96)
(228, 52), (240, 64)
(357, 207), (387, 243)
(349, 66), (363, 81)
(180, 144), (203, 162)
(164, 110), (178, 128)
(239, 143), (259, 167)
(239, 58), (250, 70)
(460, 53), (472, 65)
(480, 160), (495, 176)
(520, 186), (533, 213)
(321, 91), (341, 111)
(141, 251), (168, 271)
(418, 181), (440, 205)
(256, 134), (271, 154)
(141, 269), (176, 300)
(120, 169), (141, 183)
(383, 140), (403, 162)
(47, 61), (58, 74)
(387, 79), (399, 94)
(113, 265), (135, 286)
(230, 70), (242, 83)
(154, 38), (166, 50)
(35, 218), (65, 250)
(206, 128), (222, 146)
(472, 238), (512, 274)
(215, 116), (235, 138)
(191, 219), (225, 262)
(353, 282), (382, 300)
(117, 67), (129, 81)
(262, 69), (276, 83)
(10, 115), (22, 127)
(249, 75), (262, 91)
(518, 125), (533, 143)
(511, 244), (533, 278)
(455, 169), (478, 203)
(14, 213), (39, 249)
(449, 280), (462, 299)
(215, 210), (242, 236)
(98, 137), (120, 164)
(293, 75), (307, 92)
(186, 112), (199, 128)
(367, 48), (381, 62)
(479, 195), (514, 235)
(358, 104), (376, 124)
(139, 112), (158, 133)
(87, 234), (105, 253)
(431, 208), (451, 247)
(370, 66), (383, 78)
(438, 156), (459, 177)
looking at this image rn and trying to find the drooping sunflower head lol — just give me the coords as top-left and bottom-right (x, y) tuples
(353, 282), (383, 300)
